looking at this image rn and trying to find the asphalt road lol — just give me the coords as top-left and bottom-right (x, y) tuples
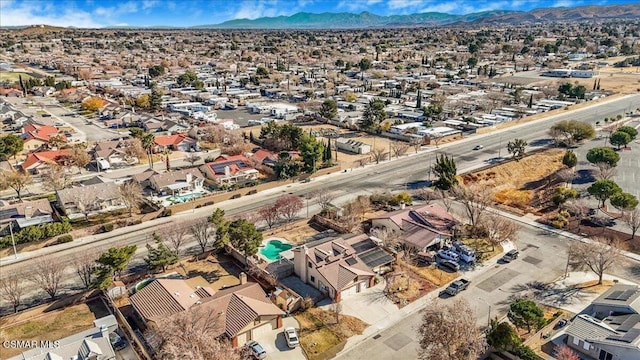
(2, 94), (640, 311)
(334, 219), (640, 360)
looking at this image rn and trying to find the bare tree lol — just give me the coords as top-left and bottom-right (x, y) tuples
(415, 187), (440, 204)
(411, 137), (423, 153)
(369, 147), (388, 164)
(482, 214), (520, 251)
(554, 345), (580, 360)
(452, 184), (492, 235)
(2, 171), (33, 201)
(370, 227), (401, 250)
(0, 271), (25, 313)
(258, 204), (280, 229)
(621, 208), (640, 240)
(275, 194), (303, 224)
(555, 168), (576, 185)
(119, 181), (144, 216)
(29, 256), (67, 299)
(390, 141), (410, 158)
(563, 198), (590, 231)
(165, 226), (188, 257)
(330, 300), (343, 324)
(147, 306), (241, 360)
(72, 248), (100, 288)
(184, 153), (202, 166)
(594, 162), (617, 180)
(123, 138), (146, 162)
(438, 189), (453, 212)
(41, 164), (72, 191)
(313, 190), (336, 212)
(190, 219), (215, 254)
(570, 238), (621, 285)
(417, 298), (487, 360)
(70, 146), (91, 173)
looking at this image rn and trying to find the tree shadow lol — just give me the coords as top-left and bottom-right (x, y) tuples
(186, 269), (222, 283)
(572, 169), (596, 185)
(502, 280), (591, 307)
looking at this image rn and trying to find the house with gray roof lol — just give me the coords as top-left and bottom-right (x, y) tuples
(8, 315), (117, 360)
(56, 182), (127, 219)
(564, 284), (640, 360)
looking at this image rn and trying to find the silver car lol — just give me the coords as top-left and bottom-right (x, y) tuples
(284, 327), (299, 348)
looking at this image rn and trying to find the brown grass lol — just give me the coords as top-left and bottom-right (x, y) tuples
(0, 304), (97, 358)
(461, 238), (504, 262)
(405, 263), (459, 287)
(573, 280), (615, 294)
(263, 219), (320, 245)
(175, 255), (241, 291)
(295, 308), (368, 360)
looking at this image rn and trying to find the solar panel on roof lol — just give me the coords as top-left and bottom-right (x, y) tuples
(345, 257), (357, 266)
(0, 208), (18, 220)
(606, 291), (623, 300)
(618, 289), (637, 301)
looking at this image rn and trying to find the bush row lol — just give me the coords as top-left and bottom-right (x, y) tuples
(0, 221), (72, 249)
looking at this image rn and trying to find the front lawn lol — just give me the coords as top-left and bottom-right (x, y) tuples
(295, 308), (368, 360)
(461, 238), (503, 262)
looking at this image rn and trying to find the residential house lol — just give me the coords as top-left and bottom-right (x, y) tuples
(335, 137), (371, 154)
(200, 155), (259, 186)
(564, 284), (640, 360)
(131, 168), (160, 190)
(8, 315), (118, 360)
(148, 168), (205, 195)
(22, 122), (66, 152)
(371, 204), (457, 252)
(93, 139), (139, 168)
(129, 278), (284, 347)
(293, 237), (376, 301)
(251, 149), (299, 167)
(344, 233), (394, 274)
(153, 134), (198, 152)
(56, 182), (127, 219)
(0, 198), (54, 234)
(0, 88), (23, 97)
(21, 149), (72, 174)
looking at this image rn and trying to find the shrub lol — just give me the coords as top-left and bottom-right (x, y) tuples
(102, 223), (115, 232)
(55, 235), (73, 244)
(0, 220), (73, 249)
(512, 345), (542, 360)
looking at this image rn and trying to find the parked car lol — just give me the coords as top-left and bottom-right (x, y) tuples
(437, 249), (460, 262)
(444, 278), (471, 296)
(473, 145), (484, 150)
(554, 318), (569, 329)
(246, 341), (267, 359)
(109, 331), (127, 351)
(452, 242), (477, 263)
(439, 260), (460, 272)
(284, 327), (299, 348)
(502, 249), (520, 263)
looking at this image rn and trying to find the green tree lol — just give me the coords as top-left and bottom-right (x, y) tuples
(141, 133), (155, 168)
(586, 147), (620, 167)
(562, 150), (578, 168)
(256, 66), (269, 77)
(149, 89), (163, 110)
(299, 134), (324, 172)
(433, 154), (458, 190)
(617, 126), (638, 140)
(177, 70), (198, 87)
(208, 208), (229, 245)
(358, 58), (372, 80)
(145, 234), (178, 272)
(0, 134), (24, 160)
(487, 320), (522, 352)
(588, 179), (622, 207)
(360, 99), (386, 131)
(506, 138), (527, 161)
(467, 57), (478, 69)
(610, 192), (639, 212)
(549, 120), (595, 146)
(610, 131), (632, 149)
(319, 99), (338, 120)
(148, 65), (165, 78)
(44, 76), (55, 87)
(508, 299), (546, 333)
(93, 245), (137, 289)
(335, 59), (344, 67)
(228, 219), (262, 264)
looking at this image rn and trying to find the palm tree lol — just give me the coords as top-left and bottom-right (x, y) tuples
(141, 133), (155, 169)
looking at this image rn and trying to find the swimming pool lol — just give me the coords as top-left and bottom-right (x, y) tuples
(168, 192), (203, 203)
(260, 239), (293, 261)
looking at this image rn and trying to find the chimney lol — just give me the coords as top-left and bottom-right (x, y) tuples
(400, 202), (406, 210)
(100, 325), (108, 339)
(239, 272), (247, 285)
(186, 173), (193, 184)
(224, 165), (231, 176)
(24, 206), (33, 219)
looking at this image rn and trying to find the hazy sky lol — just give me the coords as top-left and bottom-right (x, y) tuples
(0, 0), (636, 28)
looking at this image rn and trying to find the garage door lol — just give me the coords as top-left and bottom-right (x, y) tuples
(237, 331), (248, 346)
(251, 319), (276, 338)
(359, 281), (368, 291)
(341, 284), (359, 298)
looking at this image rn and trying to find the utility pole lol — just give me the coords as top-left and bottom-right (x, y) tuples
(498, 137), (503, 159)
(9, 223), (18, 259)
(479, 297), (491, 328)
(564, 244), (572, 279)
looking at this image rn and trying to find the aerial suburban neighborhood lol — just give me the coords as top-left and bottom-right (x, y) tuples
(1, 1), (640, 360)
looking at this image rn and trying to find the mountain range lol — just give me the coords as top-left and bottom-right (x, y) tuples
(194, 4), (640, 29)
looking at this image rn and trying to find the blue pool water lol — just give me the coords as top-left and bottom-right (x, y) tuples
(260, 239), (293, 261)
(169, 192), (203, 203)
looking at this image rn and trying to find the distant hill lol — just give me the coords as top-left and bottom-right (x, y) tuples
(194, 4), (640, 29)
(474, 3), (640, 24)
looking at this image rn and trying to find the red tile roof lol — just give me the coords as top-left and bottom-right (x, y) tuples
(21, 149), (73, 170)
(23, 123), (64, 142)
(153, 134), (191, 146)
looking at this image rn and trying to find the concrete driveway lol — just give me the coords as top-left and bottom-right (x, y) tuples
(252, 316), (305, 360)
(319, 280), (398, 326)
